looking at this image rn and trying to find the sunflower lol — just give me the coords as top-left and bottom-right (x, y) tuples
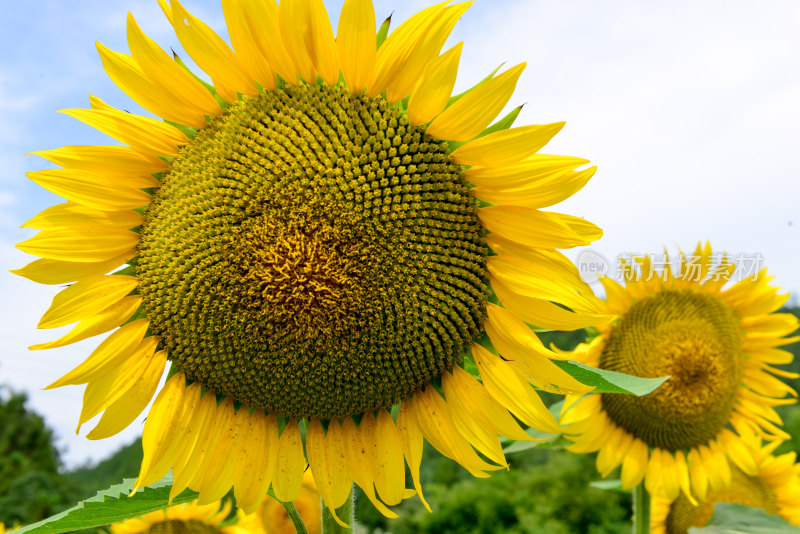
(110, 500), (247, 534)
(17, 0), (605, 520)
(651, 428), (800, 533)
(560, 243), (799, 503)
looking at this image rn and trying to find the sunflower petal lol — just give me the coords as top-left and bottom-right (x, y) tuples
(221, 0), (276, 90)
(36, 275), (138, 329)
(30, 295), (141, 350)
(86, 349), (166, 440)
(342, 417), (398, 518)
(407, 42), (463, 126)
(27, 169), (152, 212)
(360, 409), (405, 506)
(479, 206), (596, 249)
(234, 410), (278, 513)
(452, 122), (565, 166)
(395, 403), (429, 513)
(272, 421), (305, 502)
(337, 0), (376, 92)
(30, 144), (167, 176)
(23, 202), (144, 231)
(11, 252), (134, 286)
(59, 107), (187, 157)
(427, 63), (525, 142)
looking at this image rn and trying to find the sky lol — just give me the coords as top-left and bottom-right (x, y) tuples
(0, 0), (799, 468)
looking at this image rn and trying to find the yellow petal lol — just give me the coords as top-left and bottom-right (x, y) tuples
(442, 371), (508, 467)
(484, 303), (593, 393)
(169, 390), (221, 502)
(59, 107), (187, 157)
(278, 0), (318, 83)
(452, 122), (565, 166)
(77, 336), (161, 429)
(86, 349), (166, 440)
(719, 429), (758, 476)
(27, 169), (153, 211)
(386, 3), (471, 103)
(37, 275), (137, 329)
(368, 1), (450, 97)
(487, 255), (595, 313)
(18, 228), (139, 264)
(167, 0), (256, 101)
(444, 366), (532, 442)
(234, 410), (278, 513)
(45, 319), (150, 389)
(687, 448), (709, 502)
(395, 403), (430, 513)
(221, 0), (276, 90)
(96, 42), (207, 128)
(427, 63), (525, 142)
(193, 399), (239, 505)
(473, 166), (596, 209)
(239, 0), (298, 83)
(360, 409), (405, 506)
(479, 206), (597, 249)
(134, 373), (188, 491)
(126, 13), (220, 117)
(409, 385), (498, 477)
(472, 344), (561, 434)
(22, 202), (144, 230)
(306, 419), (350, 526)
(30, 295), (141, 350)
(272, 421), (305, 502)
(491, 275), (609, 330)
(337, 0), (376, 92)
(304, 0), (339, 86)
(620, 439), (650, 489)
(11, 252), (134, 285)
(464, 154), (590, 189)
(30, 144), (167, 176)
(342, 417), (399, 518)
(406, 42), (463, 126)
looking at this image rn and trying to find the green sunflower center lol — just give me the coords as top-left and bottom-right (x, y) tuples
(664, 466), (778, 534)
(599, 290), (742, 451)
(146, 520), (220, 534)
(136, 83), (488, 419)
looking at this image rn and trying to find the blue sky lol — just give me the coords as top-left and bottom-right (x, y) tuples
(1, 0), (799, 467)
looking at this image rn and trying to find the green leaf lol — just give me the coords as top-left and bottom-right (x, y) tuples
(376, 14), (392, 49)
(552, 360), (669, 395)
(690, 502), (800, 533)
(477, 105), (524, 138)
(16, 475), (198, 534)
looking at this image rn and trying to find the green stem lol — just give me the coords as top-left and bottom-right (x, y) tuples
(278, 499), (309, 534)
(633, 481), (651, 534)
(321, 485), (355, 533)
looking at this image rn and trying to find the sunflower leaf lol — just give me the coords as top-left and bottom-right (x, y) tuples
(14, 475), (198, 534)
(376, 14), (392, 49)
(689, 502), (800, 533)
(551, 360), (669, 395)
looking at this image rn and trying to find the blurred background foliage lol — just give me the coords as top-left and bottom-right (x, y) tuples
(1, 307), (797, 533)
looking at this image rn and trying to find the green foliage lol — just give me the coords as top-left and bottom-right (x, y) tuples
(15, 476), (197, 534)
(552, 360), (669, 395)
(357, 450), (630, 534)
(65, 440), (143, 501)
(0, 387), (73, 525)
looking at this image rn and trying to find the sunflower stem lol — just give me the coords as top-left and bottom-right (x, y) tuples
(633, 481), (651, 534)
(321, 485), (355, 533)
(279, 499), (309, 534)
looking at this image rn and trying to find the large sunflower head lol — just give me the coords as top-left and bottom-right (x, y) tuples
(651, 429), (800, 533)
(561, 243), (799, 503)
(16, 0), (605, 519)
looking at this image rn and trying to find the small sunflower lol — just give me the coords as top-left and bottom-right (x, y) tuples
(651, 428), (800, 533)
(17, 0), (605, 519)
(110, 500), (244, 534)
(236, 470), (322, 534)
(561, 243), (799, 503)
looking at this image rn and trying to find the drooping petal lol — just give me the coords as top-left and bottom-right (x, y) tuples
(360, 409), (405, 506)
(233, 411), (278, 513)
(272, 422), (305, 502)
